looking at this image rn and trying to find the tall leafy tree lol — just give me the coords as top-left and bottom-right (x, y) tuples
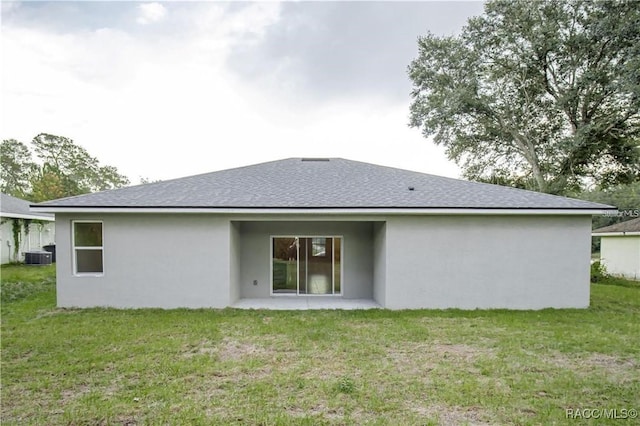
(408, 0), (640, 194)
(0, 134), (130, 201)
(30, 165), (82, 203)
(577, 181), (640, 228)
(31, 133), (129, 195)
(0, 139), (38, 198)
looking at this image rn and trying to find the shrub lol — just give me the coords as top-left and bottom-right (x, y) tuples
(590, 261), (608, 283)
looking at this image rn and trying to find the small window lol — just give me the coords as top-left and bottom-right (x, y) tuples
(73, 221), (103, 275)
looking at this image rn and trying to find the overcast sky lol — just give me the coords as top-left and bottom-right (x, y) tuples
(2, 1), (484, 182)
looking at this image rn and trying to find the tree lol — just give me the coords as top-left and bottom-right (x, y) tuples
(31, 133), (129, 195)
(30, 165), (81, 203)
(0, 139), (37, 198)
(575, 181), (640, 252)
(576, 181), (640, 228)
(408, 0), (640, 194)
(0, 134), (130, 201)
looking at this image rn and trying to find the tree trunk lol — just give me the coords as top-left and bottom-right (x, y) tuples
(530, 160), (546, 193)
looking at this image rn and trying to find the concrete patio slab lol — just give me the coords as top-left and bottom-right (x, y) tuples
(231, 297), (381, 310)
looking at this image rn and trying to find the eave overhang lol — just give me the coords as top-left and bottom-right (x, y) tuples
(1, 212), (55, 221)
(592, 231), (640, 236)
(30, 206), (614, 216)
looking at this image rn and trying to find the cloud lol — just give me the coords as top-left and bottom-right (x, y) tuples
(2, 2), (149, 33)
(2, 2), (465, 183)
(1, 2), (293, 179)
(136, 2), (167, 25)
(1, 1), (21, 15)
(228, 2), (484, 105)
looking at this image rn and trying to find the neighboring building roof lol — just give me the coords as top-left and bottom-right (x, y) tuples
(32, 158), (613, 212)
(592, 217), (640, 235)
(1, 193), (54, 220)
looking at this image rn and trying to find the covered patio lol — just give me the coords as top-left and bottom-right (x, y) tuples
(233, 220), (382, 303)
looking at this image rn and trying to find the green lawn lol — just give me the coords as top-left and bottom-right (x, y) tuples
(1, 264), (639, 425)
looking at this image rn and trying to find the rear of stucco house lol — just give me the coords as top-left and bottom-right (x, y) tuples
(1, 193), (55, 265)
(32, 158), (613, 310)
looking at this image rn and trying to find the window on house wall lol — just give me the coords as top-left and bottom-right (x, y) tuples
(73, 221), (103, 275)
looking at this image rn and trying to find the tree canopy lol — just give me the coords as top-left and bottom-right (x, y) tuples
(1, 133), (130, 202)
(408, 0), (640, 194)
(577, 181), (640, 228)
(0, 139), (37, 199)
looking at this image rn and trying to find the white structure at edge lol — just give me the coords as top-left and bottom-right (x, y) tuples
(593, 217), (640, 281)
(1, 193), (55, 264)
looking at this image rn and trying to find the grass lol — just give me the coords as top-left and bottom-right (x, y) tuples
(0, 263), (55, 303)
(1, 264), (639, 425)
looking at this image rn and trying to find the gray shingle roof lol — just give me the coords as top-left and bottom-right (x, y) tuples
(1, 193), (54, 219)
(592, 217), (640, 234)
(32, 158), (613, 210)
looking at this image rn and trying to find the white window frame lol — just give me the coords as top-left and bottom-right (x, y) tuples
(270, 235), (343, 296)
(72, 220), (104, 277)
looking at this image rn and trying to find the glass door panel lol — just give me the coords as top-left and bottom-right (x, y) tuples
(298, 237), (308, 294)
(272, 237), (298, 294)
(272, 236), (342, 295)
(333, 237), (341, 293)
(304, 237), (332, 294)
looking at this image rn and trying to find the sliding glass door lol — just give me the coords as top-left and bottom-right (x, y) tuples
(272, 236), (342, 295)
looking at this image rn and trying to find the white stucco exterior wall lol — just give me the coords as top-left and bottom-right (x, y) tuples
(229, 221), (241, 304)
(372, 221), (387, 307)
(382, 215), (592, 309)
(55, 214), (232, 308)
(600, 236), (640, 280)
(52, 212), (594, 310)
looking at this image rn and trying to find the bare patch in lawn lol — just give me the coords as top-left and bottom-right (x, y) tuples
(546, 351), (637, 379)
(387, 342), (495, 374)
(59, 378), (123, 408)
(182, 337), (273, 362)
(585, 353), (637, 370)
(409, 403), (491, 425)
(35, 308), (81, 318)
(387, 346), (438, 375)
(218, 338), (270, 362)
(182, 339), (217, 358)
(299, 351), (347, 381)
(286, 404), (344, 421)
(114, 416), (138, 426)
(60, 384), (92, 404)
(431, 343), (493, 360)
